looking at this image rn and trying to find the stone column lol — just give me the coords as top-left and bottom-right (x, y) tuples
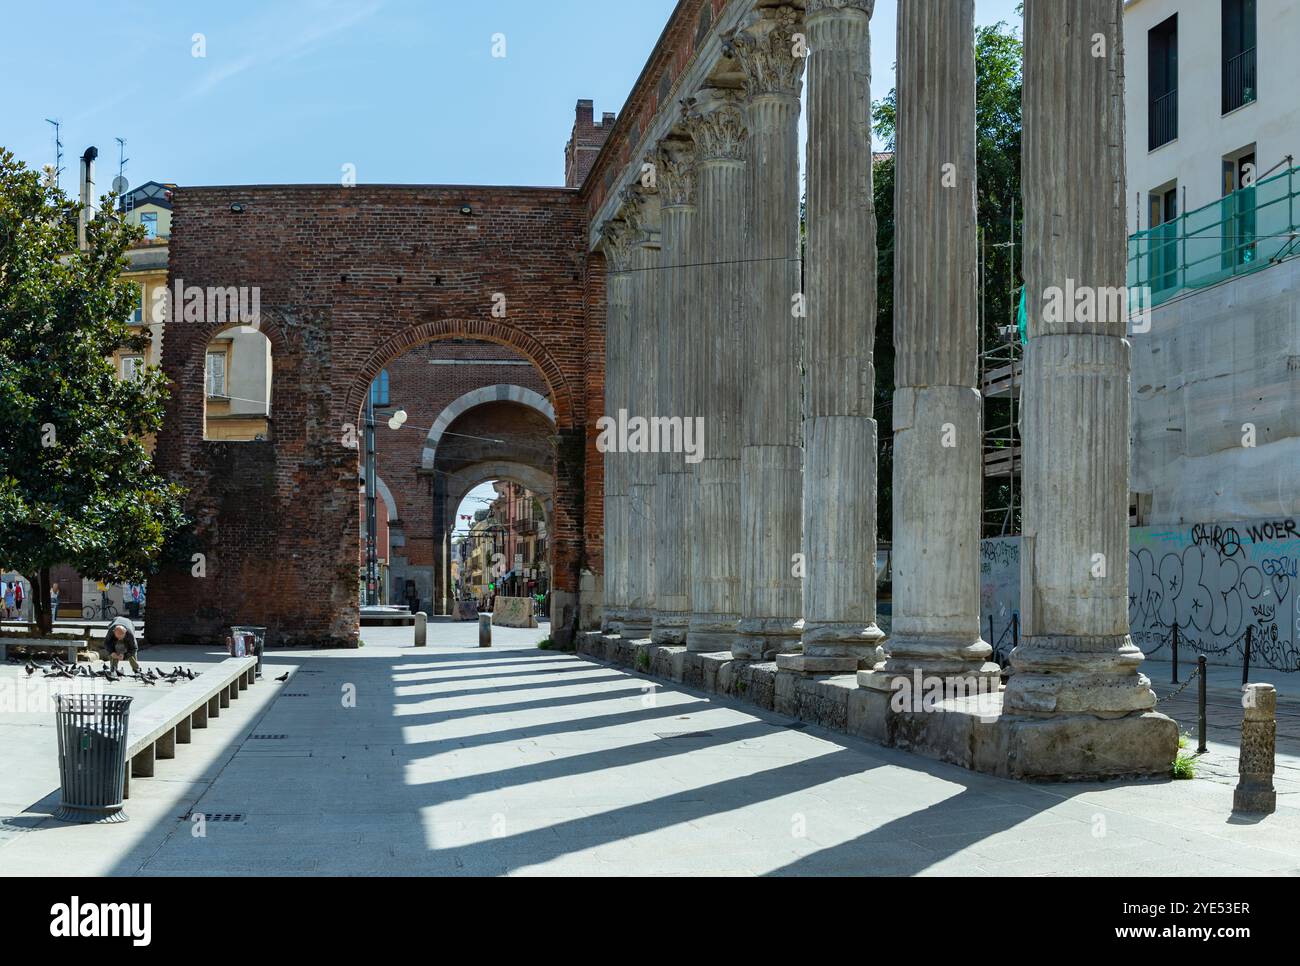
(1005, 0), (1171, 743)
(1234, 684), (1277, 813)
(683, 89), (747, 654)
(651, 138), (697, 644)
(780, 0), (883, 675)
(599, 218), (637, 635)
(875, 0), (997, 685)
(621, 187), (660, 640)
(728, 5), (806, 661)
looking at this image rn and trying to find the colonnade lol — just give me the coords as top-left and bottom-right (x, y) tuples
(597, 0), (1155, 727)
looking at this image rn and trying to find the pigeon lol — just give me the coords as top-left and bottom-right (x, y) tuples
(275, 672), (290, 682)
(24, 662), (36, 677)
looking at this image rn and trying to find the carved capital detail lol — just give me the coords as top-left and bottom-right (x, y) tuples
(806, 0), (874, 17)
(725, 6), (806, 99)
(620, 186), (659, 247)
(653, 140), (697, 208)
(599, 219), (637, 274)
(683, 89), (748, 163)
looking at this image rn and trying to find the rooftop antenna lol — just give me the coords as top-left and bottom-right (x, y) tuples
(45, 118), (64, 190)
(113, 137), (130, 208)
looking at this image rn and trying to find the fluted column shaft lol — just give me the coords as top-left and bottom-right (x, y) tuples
(880, 0), (996, 682)
(651, 142), (697, 644)
(622, 192), (660, 639)
(1006, 0), (1155, 715)
(685, 91), (747, 653)
(730, 6), (806, 661)
(600, 220), (636, 634)
(782, 0), (883, 674)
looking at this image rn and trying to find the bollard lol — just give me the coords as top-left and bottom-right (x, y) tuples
(1233, 683), (1276, 813)
(1172, 623), (1179, 683)
(478, 613), (492, 648)
(1197, 655), (1207, 754)
(414, 611), (427, 648)
(1242, 624), (1252, 686)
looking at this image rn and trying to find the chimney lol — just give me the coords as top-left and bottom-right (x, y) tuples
(78, 146), (98, 250)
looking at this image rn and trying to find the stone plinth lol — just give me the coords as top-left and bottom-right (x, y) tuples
(1234, 683), (1277, 814)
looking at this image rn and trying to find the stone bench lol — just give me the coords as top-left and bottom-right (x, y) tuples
(123, 656), (258, 798)
(0, 632), (92, 663)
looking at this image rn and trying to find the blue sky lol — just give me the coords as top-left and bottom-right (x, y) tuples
(4, 0), (1022, 191)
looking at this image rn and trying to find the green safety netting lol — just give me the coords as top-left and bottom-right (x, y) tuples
(1127, 165), (1300, 307)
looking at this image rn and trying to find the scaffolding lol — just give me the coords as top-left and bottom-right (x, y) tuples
(978, 204), (1023, 538)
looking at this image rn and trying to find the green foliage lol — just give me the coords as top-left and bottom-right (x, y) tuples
(537, 637), (554, 650)
(1172, 750), (1197, 780)
(872, 19), (1023, 541)
(635, 647), (651, 672)
(0, 149), (190, 631)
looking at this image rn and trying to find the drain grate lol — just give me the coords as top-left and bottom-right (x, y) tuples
(181, 812), (244, 822)
(249, 734), (286, 740)
(654, 731), (715, 739)
(282, 692), (308, 697)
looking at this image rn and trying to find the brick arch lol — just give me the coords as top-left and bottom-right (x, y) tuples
(421, 385), (556, 471)
(443, 461), (555, 531)
(175, 315), (291, 441)
(345, 321), (576, 429)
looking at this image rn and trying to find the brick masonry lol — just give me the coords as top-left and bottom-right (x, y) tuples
(148, 184), (603, 647)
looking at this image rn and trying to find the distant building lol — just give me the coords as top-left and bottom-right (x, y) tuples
(1124, 0), (1299, 523)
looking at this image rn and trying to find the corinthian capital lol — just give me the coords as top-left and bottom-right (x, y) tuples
(683, 89), (747, 163)
(805, 0), (874, 17)
(599, 218), (637, 274)
(725, 5), (806, 99)
(653, 140), (697, 208)
(620, 185), (660, 247)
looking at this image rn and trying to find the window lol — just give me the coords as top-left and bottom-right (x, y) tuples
(1148, 15), (1178, 150)
(370, 368), (390, 406)
(120, 355), (145, 382)
(127, 282), (143, 323)
(1148, 184), (1179, 293)
(1222, 0), (1257, 114)
(141, 211), (158, 240)
(206, 350), (228, 398)
(1222, 148), (1258, 268)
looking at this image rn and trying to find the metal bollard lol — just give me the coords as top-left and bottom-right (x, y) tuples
(1172, 623), (1179, 683)
(478, 613), (492, 648)
(414, 611), (427, 648)
(1197, 655), (1207, 754)
(1242, 625), (1252, 686)
(1233, 683), (1276, 814)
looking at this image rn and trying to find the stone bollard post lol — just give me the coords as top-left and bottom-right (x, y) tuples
(414, 611), (427, 648)
(478, 613), (492, 648)
(1233, 683), (1276, 814)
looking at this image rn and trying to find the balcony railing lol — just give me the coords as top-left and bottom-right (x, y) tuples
(1127, 165), (1300, 307)
(1148, 88), (1178, 150)
(1223, 46), (1257, 114)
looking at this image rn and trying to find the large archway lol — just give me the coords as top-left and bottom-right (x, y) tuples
(146, 184), (605, 648)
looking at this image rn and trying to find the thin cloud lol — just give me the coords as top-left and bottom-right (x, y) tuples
(186, 0), (384, 99)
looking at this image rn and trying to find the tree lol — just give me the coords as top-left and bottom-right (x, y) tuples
(871, 18), (1024, 541)
(0, 149), (189, 635)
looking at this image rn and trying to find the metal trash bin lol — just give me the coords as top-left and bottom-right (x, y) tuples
(53, 693), (133, 824)
(230, 625), (266, 677)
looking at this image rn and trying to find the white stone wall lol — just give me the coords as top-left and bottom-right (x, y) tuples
(1124, 0), (1300, 231)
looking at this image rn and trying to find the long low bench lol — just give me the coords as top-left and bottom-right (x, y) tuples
(123, 657), (258, 798)
(0, 632), (93, 663)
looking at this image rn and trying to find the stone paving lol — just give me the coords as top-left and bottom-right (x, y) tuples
(1, 621), (1298, 876)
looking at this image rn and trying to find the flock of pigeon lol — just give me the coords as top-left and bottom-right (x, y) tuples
(13, 654), (198, 685)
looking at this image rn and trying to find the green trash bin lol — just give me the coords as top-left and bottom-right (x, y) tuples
(53, 693), (133, 824)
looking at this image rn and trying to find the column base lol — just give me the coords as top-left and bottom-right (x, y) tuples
(620, 608), (654, 641)
(880, 633), (999, 680)
(651, 610), (690, 645)
(686, 613), (738, 653)
(733, 617), (802, 661)
(783, 620), (887, 673)
(1004, 633), (1157, 716)
(602, 608), (627, 637)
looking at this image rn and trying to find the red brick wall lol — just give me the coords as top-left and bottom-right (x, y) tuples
(565, 99), (618, 188)
(148, 184), (601, 647)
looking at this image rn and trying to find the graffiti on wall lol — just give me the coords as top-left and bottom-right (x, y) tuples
(1128, 518), (1299, 672)
(978, 517), (1300, 673)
